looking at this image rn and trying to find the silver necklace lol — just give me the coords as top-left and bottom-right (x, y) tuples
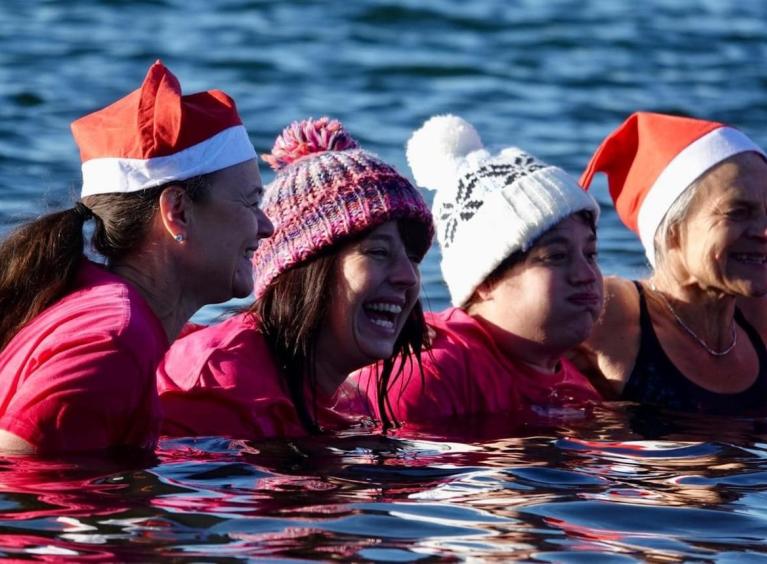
(650, 283), (737, 357)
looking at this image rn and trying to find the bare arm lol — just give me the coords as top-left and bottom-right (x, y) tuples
(0, 430), (36, 455)
(569, 276), (641, 397)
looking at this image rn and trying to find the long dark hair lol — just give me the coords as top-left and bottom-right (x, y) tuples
(251, 219), (430, 433)
(0, 177), (209, 350)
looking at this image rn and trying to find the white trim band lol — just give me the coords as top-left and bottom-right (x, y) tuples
(80, 125), (257, 197)
(637, 126), (765, 266)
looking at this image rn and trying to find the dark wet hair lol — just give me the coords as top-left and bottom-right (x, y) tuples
(0, 177), (210, 350)
(250, 219), (429, 433)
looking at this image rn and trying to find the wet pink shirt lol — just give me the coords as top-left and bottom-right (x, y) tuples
(0, 261), (167, 453)
(351, 307), (601, 425)
(156, 313), (358, 439)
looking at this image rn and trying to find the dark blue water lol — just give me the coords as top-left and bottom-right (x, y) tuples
(2, 0), (767, 559)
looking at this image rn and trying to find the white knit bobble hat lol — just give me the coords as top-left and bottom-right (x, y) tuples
(407, 115), (600, 307)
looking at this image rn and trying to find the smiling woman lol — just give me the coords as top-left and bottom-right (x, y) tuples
(156, 117), (434, 438)
(576, 112), (767, 414)
(0, 62), (272, 454)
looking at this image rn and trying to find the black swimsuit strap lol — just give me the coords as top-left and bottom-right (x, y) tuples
(625, 280), (767, 413)
(633, 281), (649, 322)
(734, 308), (767, 369)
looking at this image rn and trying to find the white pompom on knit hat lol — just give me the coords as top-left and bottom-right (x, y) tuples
(407, 115), (600, 307)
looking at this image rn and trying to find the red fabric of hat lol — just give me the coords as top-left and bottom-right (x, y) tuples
(71, 61), (255, 197)
(580, 111), (764, 265)
(580, 113), (721, 233)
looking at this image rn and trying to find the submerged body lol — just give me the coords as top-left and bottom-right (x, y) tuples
(158, 313), (358, 438)
(353, 307), (600, 425)
(0, 262), (166, 453)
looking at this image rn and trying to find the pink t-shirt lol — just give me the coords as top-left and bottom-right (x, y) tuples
(351, 307), (601, 426)
(0, 261), (167, 453)
(156, 312), (359, 439)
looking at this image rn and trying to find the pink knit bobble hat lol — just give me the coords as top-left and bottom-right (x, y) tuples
(253, 117), (434, 299)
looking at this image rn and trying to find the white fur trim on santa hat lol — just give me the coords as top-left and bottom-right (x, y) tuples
(80, 125), (256, 197)
(637, 126), (765, 266)
(406, 114), (484, 192)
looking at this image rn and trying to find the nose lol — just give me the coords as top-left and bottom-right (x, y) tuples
(256, 208), (274, 239)
(570, 253), (600, 286)
(748, 211), (767, 240)
(390, 253), (419, 288)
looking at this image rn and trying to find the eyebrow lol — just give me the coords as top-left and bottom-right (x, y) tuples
(723, 198), (758, 208)
(536, 235), (570, 246)
(364, 233), (394, 243)
(536, 233), (597, 246)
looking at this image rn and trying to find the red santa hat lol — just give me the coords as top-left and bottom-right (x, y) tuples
(71, 60), (256, 197)
(580, 112), (765, 266)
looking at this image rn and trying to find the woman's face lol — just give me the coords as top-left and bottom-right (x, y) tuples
(318, 221), (421, 372)
(676, 152), (767, 297)
(190, 159), (274, 303)
(475, 214), (603, 353)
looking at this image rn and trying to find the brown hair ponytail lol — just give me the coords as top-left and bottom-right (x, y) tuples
(0, 176), (210, 351)
(0, 207), (88, 349)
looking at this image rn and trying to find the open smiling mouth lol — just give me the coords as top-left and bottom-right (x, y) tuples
(363, 302), (403, 330)
(731, 252), (767, 265)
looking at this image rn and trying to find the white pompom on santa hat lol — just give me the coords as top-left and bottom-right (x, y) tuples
(580, 112), (766, 266)
(71, 60), (256, 198)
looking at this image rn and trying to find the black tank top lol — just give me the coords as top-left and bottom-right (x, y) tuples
(622, 281), (767, 415)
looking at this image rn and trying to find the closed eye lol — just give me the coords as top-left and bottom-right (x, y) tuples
(245, 187), (264, 207)
(407, 252), (422, 264)
(724, 208), (751, 220)
(367, 248), (389, 257)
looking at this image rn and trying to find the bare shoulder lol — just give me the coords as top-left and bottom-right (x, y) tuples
(571, 276), (641, 397)
(0, 430), (36, 455)
(597, 277), (641, 334)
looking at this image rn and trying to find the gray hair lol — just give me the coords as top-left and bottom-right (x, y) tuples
(652, 179), (700, 272)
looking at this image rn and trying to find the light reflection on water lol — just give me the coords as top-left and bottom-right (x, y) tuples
(0, 407), (765, 560)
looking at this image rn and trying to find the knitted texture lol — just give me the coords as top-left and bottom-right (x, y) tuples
(407, 115), (600, 307)
(254, 117), (434, 299)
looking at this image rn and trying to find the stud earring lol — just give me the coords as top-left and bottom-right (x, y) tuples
(174, 233), (186, 243)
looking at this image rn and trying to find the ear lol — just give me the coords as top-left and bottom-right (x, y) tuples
(158, 184), (191, 242)
(666, 222), (682, 251)
(473, 278), (496, 302)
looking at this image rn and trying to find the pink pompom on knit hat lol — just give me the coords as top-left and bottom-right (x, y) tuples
(71, 60), (255, 197)
(253, 117), (434, 300)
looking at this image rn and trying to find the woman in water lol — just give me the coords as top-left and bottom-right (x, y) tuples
(353, 115), (603, 429)
(577, 112), (767, 414)
(0, 61), (273, 454)
(157, 117), (434, 437)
